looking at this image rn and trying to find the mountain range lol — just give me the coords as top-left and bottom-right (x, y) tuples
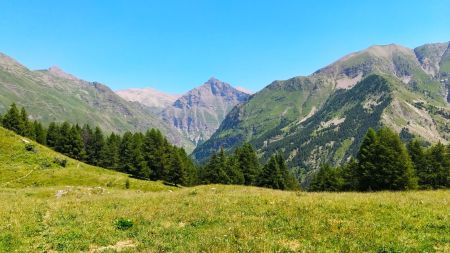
(1, 41), (449, 170)
(117, 78), (250, 145)
(0, 53), (193, 149)
(192, 42), (450, 171)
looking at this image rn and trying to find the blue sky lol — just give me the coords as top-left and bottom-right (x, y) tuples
(0, 0), (449, 93)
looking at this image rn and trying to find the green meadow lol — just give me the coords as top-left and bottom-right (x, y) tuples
(1, 127), (449, 252)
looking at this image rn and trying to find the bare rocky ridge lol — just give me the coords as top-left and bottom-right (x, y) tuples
(160, 77), (250, 144)
(116, 87), (179, 112)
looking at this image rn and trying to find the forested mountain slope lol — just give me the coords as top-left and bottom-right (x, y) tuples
(193, 42), (450, 169)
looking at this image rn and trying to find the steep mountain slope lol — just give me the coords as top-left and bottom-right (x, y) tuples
(193, 42), (450, 169)
(0, 53), (193, 150)
(160, 78), (250, 144)
(116, 87), (179, 113)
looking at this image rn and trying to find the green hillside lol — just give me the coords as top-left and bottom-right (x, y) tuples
(193, 43), (450, 169)
(0, 126), (172, 191)
(0, 54), (193, 150)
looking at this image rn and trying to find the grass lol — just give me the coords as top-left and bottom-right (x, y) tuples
(1, 127), (450, 252)
(1, 186), (449, 252)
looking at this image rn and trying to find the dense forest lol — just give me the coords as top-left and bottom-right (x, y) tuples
(310, 128), (450, 191)
(0, 103), (298, 190)
(2, 103), (449, 192)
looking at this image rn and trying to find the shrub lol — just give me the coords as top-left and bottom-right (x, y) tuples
(24, 143), (36, 152)
(53, 157), (67, 167)
(114, 218), (133, 230)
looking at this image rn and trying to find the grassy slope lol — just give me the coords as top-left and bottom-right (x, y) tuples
(0, 127), (172, 191)
(0, 56), (194, 151)
(1, 127), (450, 252)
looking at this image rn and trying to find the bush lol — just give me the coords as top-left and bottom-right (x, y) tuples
(125, 179), (130, 189)
(24, 143), (36, 152)
(53, 158), (67, 167)
(114, 218), (133, 230)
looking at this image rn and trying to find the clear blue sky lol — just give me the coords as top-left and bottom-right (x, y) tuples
(1, 0), (449, 93)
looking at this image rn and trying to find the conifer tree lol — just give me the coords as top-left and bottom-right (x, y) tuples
(87, 127), (106, 166)
(33, 121), (47, 145)
(46, 122), (60, 148)
(276, 152), (298, 190)
(2, 103), (22, 134)
(19, 107), (33, 137)
(119, 132), (135, 173)
(224, 155), (245, 185)
(166, 148), (188, 186)
(258, 155), (284, 189)
(101, 133), (121, 170)
(202, 149), (230, 184)
(67, 124), (85, 160)
(309, 164), (344, 191)
(235, 143), (260, 185)
(356, 128), (417, 191)
(408, 140), (430, 188)
(426, 143), (450, 188)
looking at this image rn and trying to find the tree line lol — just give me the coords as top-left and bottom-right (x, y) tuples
(0, 103), (299, 190)
(310, 127), (450, 191)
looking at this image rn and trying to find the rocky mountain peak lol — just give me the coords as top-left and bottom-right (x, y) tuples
(47, 65), (78, 81)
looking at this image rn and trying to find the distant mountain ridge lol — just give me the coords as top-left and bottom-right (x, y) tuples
(193, 42), (450, 170)
(116, 87), (180, 112)
(117, 77), (251, 145)
(0, 53), (194, 150)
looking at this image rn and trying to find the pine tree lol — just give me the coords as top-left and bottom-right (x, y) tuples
(2, 103), (22, 134)
(309, 164), (344, 191)
(143, 129), (169, 180)
(119, 132), (135, 174)
(19, 107), (33, 137)
(33, 121), (47, 145)
(426, 143), (450, 188)
(202, 149), (230, 184)
(408, 140), (430, 188)
(235, 143), (260, 185)
(225, 155), (245, 185)
(356, 128), (377, 190)
(67, 124), (85, 160)
(166, 147), (188, 186)
(101, 133), (121, 170)
(356, 128), (417, 191)
(46, 122), (60, 148)
(258, 155), (283, 189)
(87, 127), (106, 166)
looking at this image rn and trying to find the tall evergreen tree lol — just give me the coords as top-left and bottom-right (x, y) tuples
(46, 122), (60, 148)
(258, 155), (284, 189)
(87, 127), (106, 166)
(67, 124), (85, 160)
(356, 128), (417, 191)
(426, 143), (450, 188)
(309, 164), (344, 191)
(19, 107), (33, 137)
(2, 103), (22, 134)
(33, 121), (47, 145)
(202, 149), (230, 184)
(408, 140), (430, 188)
(119, 131), (136, 174)
(166, 147), (188, 186)
(235, 143), (260, 185)
(101, 133), (121, 170)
